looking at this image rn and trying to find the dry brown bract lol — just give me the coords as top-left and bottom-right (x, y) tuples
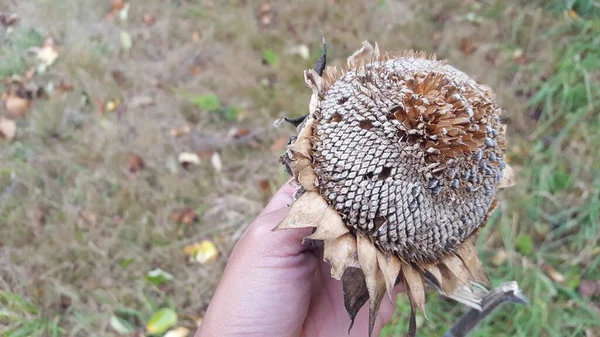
(276, 41), (517, 336)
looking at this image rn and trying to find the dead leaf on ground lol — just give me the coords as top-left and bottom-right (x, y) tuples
(258, 179), (271, 193)
(178, 152), (201, 168)
(0, 116), (17, 140)
(170, 125), (191, 137)
(579, 280), (600, 298)
(57, 80), (74, 92)
(183, 240), (219, 264)
(491, 248), (507, 266)
(60, 294), (72, 311)
(257, 3), (277, 28)
(105, 99), (120, 112)
(30, 37), (59, 67)
(127, 154), (145, 172)
(79, 210), (98, 228)
(4, 94), (31, 117)
(129, 96), (154, 108)
(0, 12), (19, 27)
(171, 207), (198, 224)
(143, 13), (156, 26)
(460, 38), (477, 55)
(270, 137), (288, 152)
(104, 0), (126, 20)
(191, 31), (202, 43)
(227, 127), (251, 139)
(542, 264), (565, 284)
(164, 327), (190, 337)
(95, 98), (106, 115)
(33, 208), (48, 227)
(211, 152), (223, 173)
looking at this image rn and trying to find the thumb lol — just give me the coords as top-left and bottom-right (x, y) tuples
(197, 181), (319, 337)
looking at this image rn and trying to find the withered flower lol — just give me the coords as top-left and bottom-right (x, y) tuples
(277, 41), (522, 336)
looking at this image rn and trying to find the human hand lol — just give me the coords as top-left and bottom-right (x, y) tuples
(196, 181), (404, 337)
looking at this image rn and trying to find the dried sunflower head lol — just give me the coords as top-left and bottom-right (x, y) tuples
(276, 41), (519, 336)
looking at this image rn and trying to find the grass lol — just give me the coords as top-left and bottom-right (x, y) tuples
(1, 0), (599, 336)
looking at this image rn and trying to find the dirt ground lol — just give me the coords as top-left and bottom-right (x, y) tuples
(1, 0), (599, 336)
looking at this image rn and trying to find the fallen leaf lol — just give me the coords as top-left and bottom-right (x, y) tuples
(432, 31), (442, 47)
(79, 210), (98, 228)
(568, 9), (579, 19)
(579, 280), (600, 298)
(129, 96), (153, 108)
(146, 268), (174, 286)
(258, 179), (270, 193)
(0, 116), (17, 140)
(57, 80), (74, 92)
(211, 152), (222, 172)
(227, 127), (251, 139)
(164, 327), (191, 337)
(195, 316), (204, 327)
(491, 249), (507, 266)
(170, 207), (198, 224)
(120, 30), (133, 52)
(60, 294), (72, 310)
(95, 98), (106, 115)
(146, 308), (178, 334)
(33, 208), (47, 227)
(262, 49), (279, 66)
(111, 71), (128, 86)
(110, 0), (126, 11)
(514, 234), (533, 255)
(183, 240), (219, 264)
(105, 99), (120, 112)
(270, 137), (288, 152)
(178, 152), (201, 168)
(110, 315), (136, 334)
(191, 31), (202, 43)
(40, 38), (59, 66)
(286, 44), (310, 60)
(542, 264), (565, 284)
(170, 125), (191, 137)
(127, 154), (145, 172)
(0, 12), (19, 27)
(143, 13), (156, 26)
(258, 3), (276, 28)
(460, 38), (477, 56)
(4, 94), (31, 117)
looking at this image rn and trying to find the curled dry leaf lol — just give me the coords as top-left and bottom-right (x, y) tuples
(164, 327), (190, 337)
(258, 2), (277, 28)
(258, 179), (271, 193)
(227, 127), (251, 139)
(79, 210), (98, 228)
(270, 136), (288, 152)
(211, 152), (223, 172)
(491, 248), (508, 267)
(178, 152), (201, 168)
(183, 240), (219, 264)
(191, 31), (202, 43)
(0, 12), (19, 27)
(143, 13), (155, 26)
(579, 280), (600, 298)
(127, 154), (145, 173)
(34, 37), (59, 67)
(542, 264), (565, 284)
(170, 125), (191, 137)
(170, 207), (198, 224)
(0, 116), (17, 140)
(460, 38), (477, 56)
(4, 94), (31, 117)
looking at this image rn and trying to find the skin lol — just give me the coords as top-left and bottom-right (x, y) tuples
(196, 180), (405, 337)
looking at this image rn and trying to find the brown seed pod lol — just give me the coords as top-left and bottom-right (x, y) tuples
(276, 41), (518, 336)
